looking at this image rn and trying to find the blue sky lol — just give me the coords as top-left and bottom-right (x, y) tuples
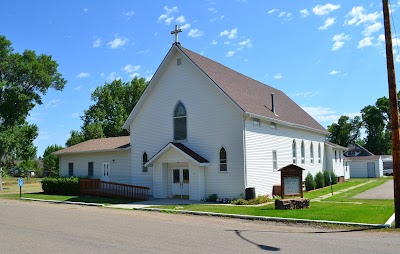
(1, 0), (400, 157)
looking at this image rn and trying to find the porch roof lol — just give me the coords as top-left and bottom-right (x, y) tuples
(145, 142), (210, 167)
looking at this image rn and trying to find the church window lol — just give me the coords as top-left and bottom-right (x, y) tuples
(310, 142), (314, 165)
(301, 140), (305, 164)
(220, 148), (227, 172)
(292, 140), (297, 164)
(318, 143), (321, 164)
(142, 152), (148, 173)
(174, 102), (187, 140)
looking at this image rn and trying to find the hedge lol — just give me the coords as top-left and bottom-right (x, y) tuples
(305, 172), (316, 191)
(41, 177), (80, 195)
(315, 172), (325, 189)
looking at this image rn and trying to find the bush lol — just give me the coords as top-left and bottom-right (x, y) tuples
(323, 171), (331, 187)
(315, 172), (325, 189)
(204, 194), (218, 202)
(41, 177), (80, 195)
(330, 172), (338, 184)
(231, 195), (272, 205)
(305, 172), (315, 191)
(231, 198), (249, 205)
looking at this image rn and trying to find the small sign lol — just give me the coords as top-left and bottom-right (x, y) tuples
(284, 176), (300, 195)
(18, 178), (24, 187)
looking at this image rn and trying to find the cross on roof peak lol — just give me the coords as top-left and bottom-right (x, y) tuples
(171, 25), (183, 44)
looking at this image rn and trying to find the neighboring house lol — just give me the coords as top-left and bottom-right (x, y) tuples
(54, 136), (131, 184)
(56, 42), (347, 200)
(344, 143), (390, 178)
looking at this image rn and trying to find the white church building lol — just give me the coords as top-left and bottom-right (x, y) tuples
(55, 41), (347, 201)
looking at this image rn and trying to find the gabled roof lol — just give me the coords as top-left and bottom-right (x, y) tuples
(53, 136), (130, 155)
(346, 155), (382, 161)
(123, 44), (328, 134)
(145, 142), (209, 167)
(325, 141), (348, 151)
(345, 143), (374, 157)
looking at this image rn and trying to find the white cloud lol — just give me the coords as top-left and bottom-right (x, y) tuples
(165, 17), (174, 25)
(175, 15), (185, 23)
(158, 14), (168, 21)
(358, 36), (374, 48)
(362, 22), (383, 36)
(123, 11), (135, 17)
(329, 70), (339, 75)
(107, 36), (128, 49)
(158, 6), (178, 25)
(122, 64), (141, 73)
(377, 34), (385, 43)
(45, 99), (62, 109)
(278, 12), (292, 18)
(268, 9), (278, 14)
(319, 17), (335, 30)
(392, 37), (400, 47)
(72, 113), (80, 118)
(274, 73), (283, 80)
(93, 38), (102, 48)
(107, 72), (122, 82)
(226, 51), (235, 57)
(76, 72), (90, 79)
(164, 6), (178, 14)
(344, 6), (380, 26)
(302, 106), (338, 122)
(180, 23), (191, 30)
(332, 33), (351, 51)
(211, 40), (217, 45)
(300, 9), (309, 17)
(129, 73), (140, 79)
(219, 28), (238, 39)
(74, 86), (81, 91)
(238, 39), (252, 48)
(208, 7), (217, 13)
(188, 29), (203, 38)
(294, 91), (319, 98)
(83, 8), (89, 13)
(312, 4), (340, 16)
(396, 54), (400, 63)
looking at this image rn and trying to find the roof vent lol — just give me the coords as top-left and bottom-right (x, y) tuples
(271, 93), (275, 114)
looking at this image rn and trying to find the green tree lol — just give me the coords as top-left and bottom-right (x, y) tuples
(66, 77), (147, 146)
(0, 35), (65, 189)
(16, 159), (41, 177)
(42, 144), (63, 177)
(327, 115), (362, 147)
(361, 105), (390, 155)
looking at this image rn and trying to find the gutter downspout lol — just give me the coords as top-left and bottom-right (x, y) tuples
(243, 114), (252, 189)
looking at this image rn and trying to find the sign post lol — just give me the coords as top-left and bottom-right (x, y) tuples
(330, 174), (333, 196)
(279, 164), (305, 199)
(18, 178), (24, 198)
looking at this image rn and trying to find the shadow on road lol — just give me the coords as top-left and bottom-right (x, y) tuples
(227, 229), (280, 252)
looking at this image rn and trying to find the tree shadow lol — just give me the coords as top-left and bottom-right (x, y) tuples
(226, 230), (280, 252)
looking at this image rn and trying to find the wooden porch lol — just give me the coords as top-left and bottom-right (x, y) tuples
(80, 179), (149, 201)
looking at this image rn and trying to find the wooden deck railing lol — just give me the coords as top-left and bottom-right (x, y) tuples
(80, 179), (149, 201)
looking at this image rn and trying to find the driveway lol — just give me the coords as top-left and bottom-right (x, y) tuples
(352, 179), (394, 199)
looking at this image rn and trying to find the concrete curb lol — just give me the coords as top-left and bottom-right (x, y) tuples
(385, 213), (396, 227)
(136, 207), (392, 228)
(20, 197), (104, 207)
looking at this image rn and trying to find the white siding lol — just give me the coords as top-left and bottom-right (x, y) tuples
(349, 158), (383, 178)
(59, 150), (131, 184)
(130, 51), (245, 199)
(245, 118), (326, 196)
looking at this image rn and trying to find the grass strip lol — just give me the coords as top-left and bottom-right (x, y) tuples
(303, 179), (373, 200)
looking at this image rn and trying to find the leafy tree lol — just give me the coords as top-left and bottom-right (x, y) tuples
(66, 77), (147, 146)
(43, 144), (63, 177)
(0, 35), (65, 189)
(16, 159), (41, 177)
(327, 116), (362, 147)
(361, 105), (390, 155)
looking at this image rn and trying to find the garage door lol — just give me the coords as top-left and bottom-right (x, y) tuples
(367, 162), (375, 178)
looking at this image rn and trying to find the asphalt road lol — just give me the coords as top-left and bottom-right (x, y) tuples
(0, 200), (399, 254)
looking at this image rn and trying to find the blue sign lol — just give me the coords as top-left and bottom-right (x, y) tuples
(18, 178), (24, 187)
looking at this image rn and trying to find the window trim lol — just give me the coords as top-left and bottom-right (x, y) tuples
(335, 150), (337, 162)
(173, 101), (187, 141)
(318, 143), (321, 164)
(310, 142), (314, 165)
(272, 150), (278, 171)
(68, 163), (74, 177)
(301, 140), (305, 164)
(219, 147), (227, 172)
(88, 162), (94, 177)
(142, 152), (148, 173)
(292, 140), (297, 165)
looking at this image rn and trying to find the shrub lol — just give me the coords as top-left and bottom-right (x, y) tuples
(305, 172), (315, 191)
(323, 171), (331, 187)
(231, 195), (272, 205)
(41, 177), (80, 195)
(231, 198), (249, 205)
(204, 194), (218, 202)
(315, 172), (325, 189)
(330, 172), (338, 184)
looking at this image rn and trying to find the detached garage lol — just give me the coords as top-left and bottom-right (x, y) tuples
(347, 155), (383, 178)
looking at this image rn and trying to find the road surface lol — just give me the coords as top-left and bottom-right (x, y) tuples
(0, 200), (399, 254)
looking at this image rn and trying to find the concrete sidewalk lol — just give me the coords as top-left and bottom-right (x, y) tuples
(108, 198), (205, 209)
(353, 179), (394, 199)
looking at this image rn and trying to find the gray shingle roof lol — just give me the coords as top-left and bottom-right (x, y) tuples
(53, 136), (130, 155)
(178, 45), (328, 134)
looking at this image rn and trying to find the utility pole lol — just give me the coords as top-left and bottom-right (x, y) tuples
(382, 0), (400, 228)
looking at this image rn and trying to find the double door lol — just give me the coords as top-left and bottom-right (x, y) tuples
(172, 168), (189, 198)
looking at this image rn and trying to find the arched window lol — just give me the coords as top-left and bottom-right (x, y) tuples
(220, 147), (227, 172)
(335, 151), (337, 162)
(318, 143), (321, 164)
(310, 142), (314, 165)
(301, 140), (305, 164)
(174, 102), (187, 140)
(142, 152), (148, 172)
(292, 140), (297, 164)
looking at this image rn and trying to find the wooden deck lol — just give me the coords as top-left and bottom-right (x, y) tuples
(80, 179), (149, 201)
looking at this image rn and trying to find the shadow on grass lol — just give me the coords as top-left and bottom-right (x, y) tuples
(22, 192), (134, 205)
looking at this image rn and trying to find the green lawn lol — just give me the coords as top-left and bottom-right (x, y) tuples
(155, 178), (394, 225)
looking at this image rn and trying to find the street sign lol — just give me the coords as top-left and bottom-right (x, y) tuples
(18, 178), (24, 187)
